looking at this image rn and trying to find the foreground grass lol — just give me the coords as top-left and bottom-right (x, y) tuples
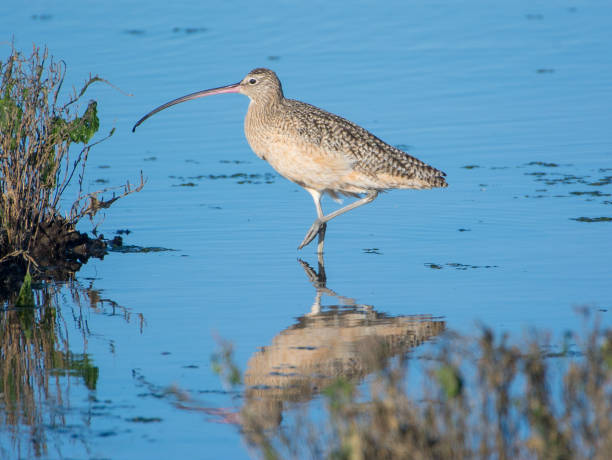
(212, 310), (611, 460)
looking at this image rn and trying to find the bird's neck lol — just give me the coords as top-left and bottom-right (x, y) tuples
(247, 95), (283, 123)
(244, 96), (285, 159)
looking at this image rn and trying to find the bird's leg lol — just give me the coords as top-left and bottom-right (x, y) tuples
(299, 220), (325, 252)
(317, 222), (327, 254)
(314, 194), (326, 254)
(299, 189), (328, 253)
(298, 190), (379, 251)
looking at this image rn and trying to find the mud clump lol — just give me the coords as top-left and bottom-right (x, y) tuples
(0, 218), (107, 296)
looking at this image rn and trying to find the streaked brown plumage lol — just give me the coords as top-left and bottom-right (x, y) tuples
(133, 68), (447, 252)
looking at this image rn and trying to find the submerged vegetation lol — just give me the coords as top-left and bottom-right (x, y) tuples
(0, 44), (143, 293)
(210, 310), (612, 460)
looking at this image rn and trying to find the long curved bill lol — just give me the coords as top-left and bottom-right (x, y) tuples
(132, 82), (241, 132)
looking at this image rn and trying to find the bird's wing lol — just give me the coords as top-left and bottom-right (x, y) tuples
(285, 99), (446, 185)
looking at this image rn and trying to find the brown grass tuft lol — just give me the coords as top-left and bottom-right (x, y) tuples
(0, 44), (143, 274)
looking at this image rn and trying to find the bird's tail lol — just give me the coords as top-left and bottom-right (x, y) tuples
(425, 171), (448, 188)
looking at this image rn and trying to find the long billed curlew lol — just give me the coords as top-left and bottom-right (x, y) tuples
(133, 68), (447, 252)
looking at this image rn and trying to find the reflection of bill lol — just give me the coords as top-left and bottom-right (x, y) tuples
(241, 257), (445, 430)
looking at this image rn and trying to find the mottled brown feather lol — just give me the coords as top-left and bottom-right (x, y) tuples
(241, 68), (447, 196)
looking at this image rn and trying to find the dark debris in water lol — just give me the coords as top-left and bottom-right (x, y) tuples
(136, 392), (165, 399)
(220, 159), (250, 164)
(197, 389), (241, 395)
(448, 262), (498, 270)
(457, 228), (471, 232)
(523, 163), (612, 209)
(589, 176), (612, 186)
(571, 217), (612, 223)
(570, 190), (611, 197)
(527, 161), (559, 167)
(172, 27), (208, 34)
(124, 29), (146, 36)
(462, 165), (480, 169)
(110, 235), (123, 247)
(31, 14), (52, 20)
(171, 172), (276, 185)
(108, 245), (176, 254)
(540, 175), (588, 186)
(363, 248), (382, 255)
(536, 69), (555, 74)
(127, 416), (162, 423)
(174, 182), (197, 187)
(426, 263), (498, 270)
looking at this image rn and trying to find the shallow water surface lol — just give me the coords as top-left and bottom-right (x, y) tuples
(1, 0), (611, 458)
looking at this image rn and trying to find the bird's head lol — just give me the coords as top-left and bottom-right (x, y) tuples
(132, 68), (284, 131)
(238, 68), (284, 104)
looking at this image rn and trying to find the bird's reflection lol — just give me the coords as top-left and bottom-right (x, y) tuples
(240, 254), (445, 430)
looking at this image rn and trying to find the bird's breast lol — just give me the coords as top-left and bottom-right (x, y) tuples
(244, 108), (356, 191)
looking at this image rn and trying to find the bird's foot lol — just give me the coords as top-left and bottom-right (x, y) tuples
(298, 219), (325, 250)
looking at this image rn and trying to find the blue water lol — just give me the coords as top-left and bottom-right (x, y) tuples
(1, 0), (611, 458)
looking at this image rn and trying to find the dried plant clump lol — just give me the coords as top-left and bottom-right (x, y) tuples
(0, 44), (143, 285)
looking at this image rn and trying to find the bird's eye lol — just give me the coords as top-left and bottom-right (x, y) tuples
(249, 78), (257, 85)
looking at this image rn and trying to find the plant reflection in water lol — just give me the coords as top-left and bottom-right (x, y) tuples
(0, 279), (144, 458)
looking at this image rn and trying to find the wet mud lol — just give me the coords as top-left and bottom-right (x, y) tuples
(0, 219), (107, 297)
